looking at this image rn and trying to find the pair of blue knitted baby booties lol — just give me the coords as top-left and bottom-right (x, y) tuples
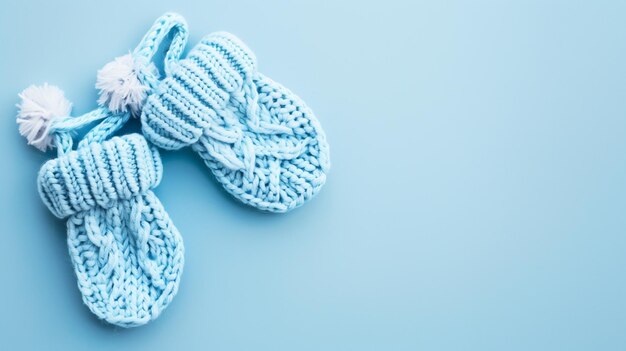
(16, 13), (329, 327)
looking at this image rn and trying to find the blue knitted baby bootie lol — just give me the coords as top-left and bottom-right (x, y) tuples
(139, 29), (330, 212)
(17, 88), (183, 326)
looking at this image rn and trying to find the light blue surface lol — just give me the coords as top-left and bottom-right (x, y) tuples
(1, 0), (625, 350)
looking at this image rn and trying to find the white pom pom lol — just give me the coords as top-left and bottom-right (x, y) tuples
(17, 84), (72, 151)
(96, 54), (152, 115)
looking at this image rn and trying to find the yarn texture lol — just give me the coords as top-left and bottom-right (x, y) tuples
(38, 133), (183, 327)
(19, 103), (184, 327)
(16, 13), (188, 327)
(91, 12), (328, 212)
(140, 31), (330, 212)
(15, 11), (328, 325)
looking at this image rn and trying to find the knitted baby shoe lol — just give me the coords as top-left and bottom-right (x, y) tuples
(137, 27), (330, 212)
(17, 91), (184, 325)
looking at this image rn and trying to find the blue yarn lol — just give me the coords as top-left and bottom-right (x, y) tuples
(18, 15), (189, 327)
(17, 11), (328, 326)
(139, 29), (330, 212)
(30, 108), (184, 327)
(36, 110), (184, 328)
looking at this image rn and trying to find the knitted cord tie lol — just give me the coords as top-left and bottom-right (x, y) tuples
(141, 31), (331, 212)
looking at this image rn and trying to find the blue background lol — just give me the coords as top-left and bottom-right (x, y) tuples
(1, 1), (625, 350)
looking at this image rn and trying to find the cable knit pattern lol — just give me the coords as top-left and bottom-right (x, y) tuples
(18, 13), (191, 328)
(141, 32), (330, 212)
(37, 134), (183, 327)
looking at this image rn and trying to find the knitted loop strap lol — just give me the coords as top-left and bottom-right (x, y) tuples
(133, 12), (188, 77)
(141, 31), (331, 212)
